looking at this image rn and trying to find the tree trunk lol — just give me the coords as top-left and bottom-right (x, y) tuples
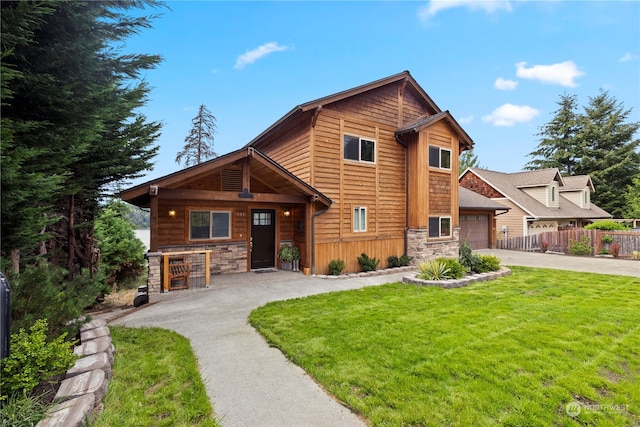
(10, 249), (20, 274)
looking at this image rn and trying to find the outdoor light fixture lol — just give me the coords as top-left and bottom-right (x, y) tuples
(168, 208), (176, 219)
(283, 209), (291, 217)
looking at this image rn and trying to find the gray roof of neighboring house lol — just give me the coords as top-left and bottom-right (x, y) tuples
(464, 168), (611, 220)
(560, 175), (595, 192)
(459, 187), (509, 211)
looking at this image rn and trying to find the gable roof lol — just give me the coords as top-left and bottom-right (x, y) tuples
(560, 175), (595, 192)
(462, 168), (610, 220)
(119, 147), (332, 208)
(459, 187), (509, 211)
(396, 110), (474, 150)
(245, 70), (442, 148)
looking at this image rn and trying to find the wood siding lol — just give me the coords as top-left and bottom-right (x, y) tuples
(314, 237), (405, 275)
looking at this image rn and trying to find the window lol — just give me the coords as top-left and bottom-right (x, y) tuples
(190, 211), (231, 240)
(344, 135), (375, 163)
(353, 207), (367, 232)
(429, 146), (451, 169)
(428, 216), (451, 238)
(551, 186), (555, 202)
(252, 212), (272, 226)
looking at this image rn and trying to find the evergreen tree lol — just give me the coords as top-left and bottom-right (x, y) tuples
(526, 91), (640, 217)
(624, 176), (640, 218)
(176, 104), (218, 167)
(526, 94), (582, 174)
(1, 1), (164, 274)
(459, 149), (482, 172)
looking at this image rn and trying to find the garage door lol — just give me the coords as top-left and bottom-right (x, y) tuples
(460, 214), (490, 249)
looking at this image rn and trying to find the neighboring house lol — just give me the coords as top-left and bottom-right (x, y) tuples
(459, 167), (611, 240)
(120, 71), (476, 291)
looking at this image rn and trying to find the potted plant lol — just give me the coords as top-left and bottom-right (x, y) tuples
(291, 246), (301, 272)
(278, 245), (293, 271)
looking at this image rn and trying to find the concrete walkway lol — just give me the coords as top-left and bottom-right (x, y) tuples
(109, 252), (638, 427)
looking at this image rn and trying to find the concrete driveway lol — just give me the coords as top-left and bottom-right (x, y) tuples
(109, 252), (638, 427)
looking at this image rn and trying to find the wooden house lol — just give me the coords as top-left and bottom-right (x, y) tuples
(120, 71), (474, 291)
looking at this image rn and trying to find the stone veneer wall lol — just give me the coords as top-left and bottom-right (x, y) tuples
(145, 242), (248, 293)
(407, 227), (460, 264)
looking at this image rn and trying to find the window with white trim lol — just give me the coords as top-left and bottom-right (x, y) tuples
(344, 135), (375, 163)
(353, 207), (367, 232)
(190, 210), (231, 240)
(428, 146), (451, 169)
(428, 216), (451, 238)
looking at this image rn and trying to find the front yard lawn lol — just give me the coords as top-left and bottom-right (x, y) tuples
(249, 266), (640, 426)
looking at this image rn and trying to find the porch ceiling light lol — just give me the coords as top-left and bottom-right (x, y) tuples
(283, 209), (291, 217)
(168, 208), (176, 219)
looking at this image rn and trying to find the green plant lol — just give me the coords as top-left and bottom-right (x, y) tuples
(610, 242), (620, 258)
(388, 254), (413, 268)
(459, 241), (474, 270)
(0, 392), (51, 427)
(418, 260), (451, 280)
(357, 253), (380, 272)
(474, 254), (501, 272)
(1, 319), (77, 398)
(632, 251), (640, 260)
(94, 201), (147, 290)
(278, 245), (294, 262)
(290, 246), (301, 261)
(328, 259), (346, 276)
(568, 235), (593, 256)
(601, 234), (614, 244)
(584, 220), (628, 231)
(598, 248), (610, 255)
(435, 257), (467, 279)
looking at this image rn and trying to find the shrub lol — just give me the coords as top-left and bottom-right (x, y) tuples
(328, 259), (346, 276)
(0, 392), (51, 427)
(568, 235), (593, 256)
(357, 253), (380, 272)
(610, 243), (620, 258)
(598, 248), (610, 255)
(387, 254), (413, 268)
(601, 234), (614, 244)
(418, 261), (450, 280)
(435, 258), (467, 279)
(474, 254), (501, 273)
(9, 263), (106, 336)
(459, 241), (474, 270)
(290, 246), (301, 261)
(94, 201), (147, 290)
(0, 319), (77, 398)
(632, 251), (640, 260)
(584, 220), (628, 231)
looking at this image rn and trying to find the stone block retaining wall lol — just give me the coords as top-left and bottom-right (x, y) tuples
(36, 319), (114, 427)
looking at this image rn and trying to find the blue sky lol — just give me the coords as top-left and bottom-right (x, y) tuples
(123, 0), (640, 188)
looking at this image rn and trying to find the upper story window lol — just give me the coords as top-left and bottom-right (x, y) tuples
(551, 186), (555, 202)
(344, 135), (375, 163)
(353, 206), (367, 232)
(429, 146), (451, 170)
(190, 210), (231, 240)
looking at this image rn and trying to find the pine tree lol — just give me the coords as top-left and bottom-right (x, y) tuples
(176, 104), (218, 167)
(526, 91), (640, 217)
(526, 94), (582, 174)
(1, 1), (163, 273)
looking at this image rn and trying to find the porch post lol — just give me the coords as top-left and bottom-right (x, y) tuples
(304, 201), (313, 275)
(150, 190), (158, 252)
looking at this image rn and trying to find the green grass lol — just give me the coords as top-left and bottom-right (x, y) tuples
(249, 267), (640, 426)
(92, 327), (218, 427)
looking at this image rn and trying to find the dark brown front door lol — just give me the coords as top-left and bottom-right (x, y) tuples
(251, 209), (276, 269)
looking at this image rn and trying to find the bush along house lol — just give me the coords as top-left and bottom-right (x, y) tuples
(119, 71), (475, 292)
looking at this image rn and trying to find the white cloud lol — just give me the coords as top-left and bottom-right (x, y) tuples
(234, 42), (290, 70)
(494, 77), (518, 90)
(515, 60), (585, 87)
(482, 103), (539, 126)
(418, 0), (513, 21)
(619, 52), (638, 63)
(457, 114), (474, 124)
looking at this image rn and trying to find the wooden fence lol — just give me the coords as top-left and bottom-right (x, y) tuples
(497, 229), (640, 256)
